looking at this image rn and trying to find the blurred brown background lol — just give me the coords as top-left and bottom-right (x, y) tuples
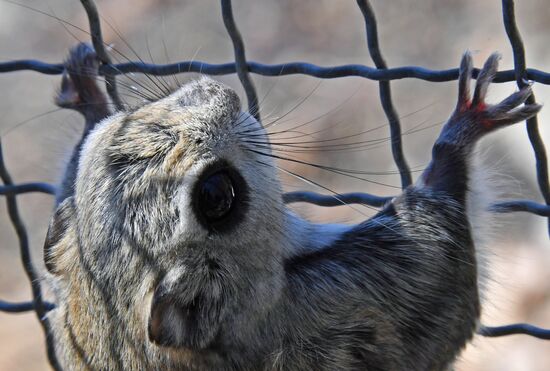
(0, 0), (549, 369)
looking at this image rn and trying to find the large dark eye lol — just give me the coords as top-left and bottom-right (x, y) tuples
(199, 171), (235, 222)
(192, 162), (248, 232)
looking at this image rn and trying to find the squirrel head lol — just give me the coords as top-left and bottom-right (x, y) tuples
(45, 78), (296, 351)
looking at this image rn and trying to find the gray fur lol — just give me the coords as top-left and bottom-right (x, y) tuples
(44, 44), (542, 370)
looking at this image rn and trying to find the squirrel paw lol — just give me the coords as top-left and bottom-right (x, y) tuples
(442, 52), (542, 146)
(55, 43), (104, 111)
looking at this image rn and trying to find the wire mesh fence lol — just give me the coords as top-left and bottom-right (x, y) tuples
(0, 0), (549, 369)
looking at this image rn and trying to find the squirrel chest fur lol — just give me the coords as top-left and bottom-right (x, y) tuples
(44, 43), (541, 370)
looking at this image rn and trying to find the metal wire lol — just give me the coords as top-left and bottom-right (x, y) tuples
(356, 0), (411, 188)
(1, 0), (549, 369)
(220, 0), (261, 123)
(80, 0), (124, 110)
(480, 324), (550, 340)
(491, 200), (550, 217)
(0, 299), (55, 313)
(0, 182), (56, 196)
(4, 59), (550, 83)
(501, 0), (550, 234)
(283, 191), (392, 207)
(0, 141), (61, 370)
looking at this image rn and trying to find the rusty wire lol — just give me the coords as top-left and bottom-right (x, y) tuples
(0, 0), (549, 369)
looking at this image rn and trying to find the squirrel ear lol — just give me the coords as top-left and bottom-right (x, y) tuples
(44, 196), (77, 275)
(147, 275), (223, 350)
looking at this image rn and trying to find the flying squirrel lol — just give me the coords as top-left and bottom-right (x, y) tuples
(43, 42), (541, 370)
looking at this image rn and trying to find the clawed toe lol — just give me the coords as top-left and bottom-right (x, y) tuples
(454, 52), (541, 132)
(55, 71), (80, 108)
(443, 52), (542, 147)
(55, 43), (110, 120)
(457, 52), (473, 109)
(55, 43), (104, 109)
(487, 85), (533, 117)
(65, 43), (99, 78)
(457, 52), (502, 111)
(489, 102), (542, 127)
(472, 53), (500, 107)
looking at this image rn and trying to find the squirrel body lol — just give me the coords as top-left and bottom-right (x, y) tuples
(44, 43), (541, 370)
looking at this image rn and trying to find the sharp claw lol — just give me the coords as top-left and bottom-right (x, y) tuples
(59, 70), (70, 92)
(487, 85), (533, 117)
(457, 51), (473, 110)
(448, 51), (542, 142)
(55, 43), (109, 115)
(55, 70), (80, 108)
(66, 43), (98, 74)
(472, 52), (500, 106)
(492, 103), (542, 127)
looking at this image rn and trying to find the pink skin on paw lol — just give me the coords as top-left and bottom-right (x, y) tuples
(459, 99), (493, 129)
